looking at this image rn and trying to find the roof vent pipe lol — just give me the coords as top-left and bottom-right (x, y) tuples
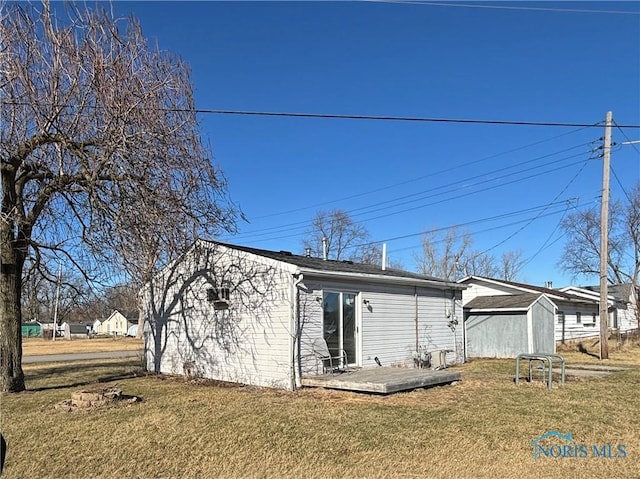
(305, 248), (312, 257)
(322, 237), (328, 261)
(382, 243), (387, 271)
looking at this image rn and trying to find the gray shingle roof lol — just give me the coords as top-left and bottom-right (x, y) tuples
(460, 275), (598, 303)
(583, 284), (636, 302)
(465, 293), (542, 310)
(203, 240), (461, 287)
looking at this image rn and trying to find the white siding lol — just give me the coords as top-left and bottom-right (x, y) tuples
(102, 311), (130, 336)
(296, 286), (324, 377)
(143, 243), (295, 389)
(461, 281), (516, 306)
(555, 302), (600, 342)
(617, 306), (638, 332)
(614, 291), (638, 332)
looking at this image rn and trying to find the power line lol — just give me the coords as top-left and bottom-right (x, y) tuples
(253, 126), (593, 220)
(476, 155), (592, 257)
(6, 101), (636, 128)
(613, 120), (640, 155)
(355, 199), (581, 247)
(232, 142), (594, 238)
(229, 153), (594, 244)
(365, 0), (640, 16)
(195, 109), (620, 128)
(611, 166), (634, 205)
(373, 202), (591, 255)
(611, 120), (638, 204)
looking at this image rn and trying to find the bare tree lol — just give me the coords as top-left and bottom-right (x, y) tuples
(21, 267), (87, 324)
(499, 250), (525, 282)
(414, 227), (473, 281)
(559, 183), (640, 287)
(415, 227), (523, 281)
(0, 2), (237, 392)
(302, 210), (381, 264)
(461, 250), (499, 279)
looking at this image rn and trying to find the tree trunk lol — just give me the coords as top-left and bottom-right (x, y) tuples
(0, 243), (26, 393)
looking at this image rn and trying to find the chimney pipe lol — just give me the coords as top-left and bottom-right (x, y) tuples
(382, 243), (387, 271)
(322, 237), (328, 261)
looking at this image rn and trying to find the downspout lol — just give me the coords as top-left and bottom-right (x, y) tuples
(292, 273), (305, 390)
(527, 304), (534, 354)
(414, 286), (419, 353)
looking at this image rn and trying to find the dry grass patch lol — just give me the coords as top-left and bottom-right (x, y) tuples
(1, 351), (639, 478)
(22, 337), (143, 356)
(557, 333), (640, 367)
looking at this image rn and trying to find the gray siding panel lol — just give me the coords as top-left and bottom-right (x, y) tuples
(466, 313), (528, 358)
(532, 297), (555, 353)
(297, 279), (461, 376)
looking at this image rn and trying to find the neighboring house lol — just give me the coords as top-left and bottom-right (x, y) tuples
(459, 276), (602, 358)
(102, 310), (137, 336)
(91, 319), (103, 335)
(142, 240), (466, 390)
(126, 324), (138, 337)
(21, 321), (42, 338)
(559, 284), (639, 333)
(59, 322), (92, 339)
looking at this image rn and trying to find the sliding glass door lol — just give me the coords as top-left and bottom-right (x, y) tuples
(323, 292), (357, 366)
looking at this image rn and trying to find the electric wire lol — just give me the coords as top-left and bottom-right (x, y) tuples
(374, 202), (591, 256)
(5, 101), (636, 128)
(474, 154), (593, 257)
(355, 199), (579, 247)
(364, 0), (640, 16)
(612, 120), (640, 204)
(227, 144), (594, 242)
(229, 155), (593, 244)
(252, 126), (593, 220)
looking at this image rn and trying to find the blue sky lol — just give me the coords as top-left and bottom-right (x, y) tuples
(112, 1), (640, 287)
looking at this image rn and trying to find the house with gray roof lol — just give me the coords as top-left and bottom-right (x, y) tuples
(558, 284), (638, 333)
(459, 276), (602, 358)
(142, 240), (465, 390)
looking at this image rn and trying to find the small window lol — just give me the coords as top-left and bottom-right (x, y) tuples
(576, 312), (581, 324)
(207, 283), (231, 309)
(557, 311), (565, 323)
(207, 286), (230, 302)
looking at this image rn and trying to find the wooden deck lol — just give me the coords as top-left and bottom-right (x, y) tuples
(301, 367), (461, 394)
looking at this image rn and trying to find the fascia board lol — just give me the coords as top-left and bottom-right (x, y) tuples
(295, 268), (465, 290)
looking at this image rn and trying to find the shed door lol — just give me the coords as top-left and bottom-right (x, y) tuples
(323, 292), (358, 366)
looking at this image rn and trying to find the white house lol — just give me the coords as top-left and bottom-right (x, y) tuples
(142, 240), (466, 390)
(558, 284), (638, 333)
(459, 276), (602, 356)
(102, 310), (137, 336)
(91, 319), (102, 334)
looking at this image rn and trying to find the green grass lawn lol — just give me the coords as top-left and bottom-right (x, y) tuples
(1, 344), (639, 478)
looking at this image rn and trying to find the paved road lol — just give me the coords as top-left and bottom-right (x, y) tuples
(23, 350), (142, 364)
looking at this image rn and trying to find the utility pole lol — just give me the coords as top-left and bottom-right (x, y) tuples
(52, 264), (62, 342)
(599, 111), (612, 360)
